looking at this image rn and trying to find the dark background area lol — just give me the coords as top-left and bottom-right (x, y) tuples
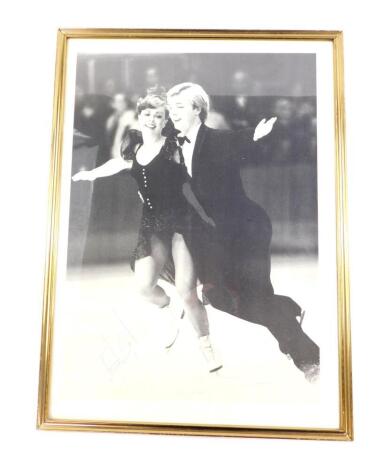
(69, 53), (317, 267)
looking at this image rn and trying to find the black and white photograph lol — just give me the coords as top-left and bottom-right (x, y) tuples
(38, 30), (351, 438)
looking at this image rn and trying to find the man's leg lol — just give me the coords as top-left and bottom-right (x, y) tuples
(238, 294), (320, 373)
(233, 212), (319, 374)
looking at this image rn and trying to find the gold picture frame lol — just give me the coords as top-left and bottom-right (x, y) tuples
(37, 29), (352, 440)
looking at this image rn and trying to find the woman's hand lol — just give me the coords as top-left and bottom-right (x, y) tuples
(72, 170), (95, 182)
(182, 181), (216, 228)
(203, 215), (216, 228)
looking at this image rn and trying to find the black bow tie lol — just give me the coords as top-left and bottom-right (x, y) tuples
(177, 135), (191, 146)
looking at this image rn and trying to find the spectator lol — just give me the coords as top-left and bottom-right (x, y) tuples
(214, 70), (260, 130)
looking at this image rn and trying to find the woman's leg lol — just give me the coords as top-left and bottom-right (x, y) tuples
(171, 233), (209, 337)
(134, 235), (170, 308)
(172, 233), (222, 372)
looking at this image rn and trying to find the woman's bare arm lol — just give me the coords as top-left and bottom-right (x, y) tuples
(72, 157), (132, 181)
(182, 181), (216, 227)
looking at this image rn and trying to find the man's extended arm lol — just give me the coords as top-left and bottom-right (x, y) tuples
(231, 117), (277, 161)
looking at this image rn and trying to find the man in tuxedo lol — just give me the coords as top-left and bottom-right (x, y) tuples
(166, 82), (319, 381)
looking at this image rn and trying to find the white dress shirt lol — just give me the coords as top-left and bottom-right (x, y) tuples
(180, 122), (202, 177)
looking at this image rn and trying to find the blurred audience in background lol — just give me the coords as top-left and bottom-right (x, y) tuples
(267, 97), (317, 163)
(103, 78), (117, 97)
(70, 55), (318, 265)
(145, 66), (160, 90)
(73, 57), (317, 165)
(73, 84), (112, 148)
(213, 70), (262, 130)
(105, 93), (138, 161)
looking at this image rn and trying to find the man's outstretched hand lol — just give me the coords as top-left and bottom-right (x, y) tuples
(253, 117), (278, 141)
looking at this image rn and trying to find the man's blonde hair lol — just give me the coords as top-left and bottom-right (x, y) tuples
(167, 82), (210, 122)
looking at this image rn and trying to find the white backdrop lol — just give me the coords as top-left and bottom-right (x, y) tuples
(1, 1), (377, 469)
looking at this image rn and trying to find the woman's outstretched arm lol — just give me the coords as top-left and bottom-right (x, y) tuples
(72, 157), (132, 182)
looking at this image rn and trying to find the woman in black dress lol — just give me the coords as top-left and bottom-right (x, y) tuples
(72, 90), (222, 372)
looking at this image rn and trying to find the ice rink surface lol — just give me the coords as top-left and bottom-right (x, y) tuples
(50, 255), (325, 427)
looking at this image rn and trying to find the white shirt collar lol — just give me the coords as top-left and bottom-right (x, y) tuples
(180, 122), (202, 177)
(186, 121), (202, 144)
